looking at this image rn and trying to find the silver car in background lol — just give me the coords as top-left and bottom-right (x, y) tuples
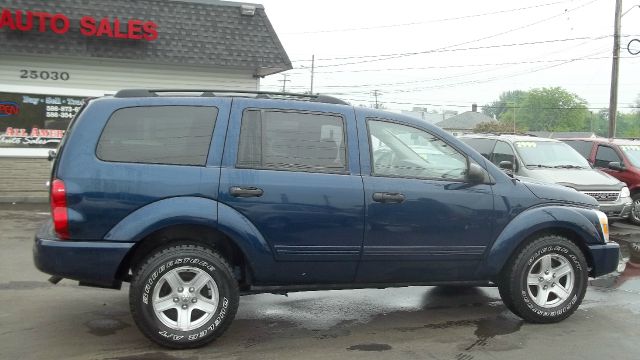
(461, 134), (632, 221)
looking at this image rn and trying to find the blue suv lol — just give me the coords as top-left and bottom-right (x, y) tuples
(34, 89), (619, 349)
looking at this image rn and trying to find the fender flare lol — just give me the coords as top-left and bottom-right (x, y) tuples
(104, 196), (219, 242)
(480, 205), (602, 278)
(105, 196), (275, 278)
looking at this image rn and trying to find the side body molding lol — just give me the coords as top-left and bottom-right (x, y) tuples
(480, 205), (602, 278)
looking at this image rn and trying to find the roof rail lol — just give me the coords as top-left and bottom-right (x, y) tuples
(113, 89), (349, 105)
(469, 132), (537, 137)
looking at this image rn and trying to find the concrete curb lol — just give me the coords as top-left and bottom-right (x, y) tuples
(0, 196), (48, 204)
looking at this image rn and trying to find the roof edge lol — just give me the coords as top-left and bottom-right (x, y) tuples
(165, 0), (265, 9)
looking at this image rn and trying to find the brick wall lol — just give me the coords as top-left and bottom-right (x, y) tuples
(0, 157), (50, 202)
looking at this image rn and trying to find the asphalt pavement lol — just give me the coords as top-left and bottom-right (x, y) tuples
(1, 203), (640, 360)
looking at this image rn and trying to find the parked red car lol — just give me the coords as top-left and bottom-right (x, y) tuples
(561, 138), (640, 224)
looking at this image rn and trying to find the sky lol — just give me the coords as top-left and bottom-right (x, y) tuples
(257, 0), (640, 114)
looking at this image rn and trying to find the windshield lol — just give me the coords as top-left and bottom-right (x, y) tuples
(515, 141), (590, 168)
(619, 144), (640, 167)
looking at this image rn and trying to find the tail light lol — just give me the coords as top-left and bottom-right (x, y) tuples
(50, 179), (69, 239)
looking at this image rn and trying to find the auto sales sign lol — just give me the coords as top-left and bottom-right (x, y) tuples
(0, 8), (158, 41)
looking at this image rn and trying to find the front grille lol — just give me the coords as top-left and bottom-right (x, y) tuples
(581, 191), (620, 202)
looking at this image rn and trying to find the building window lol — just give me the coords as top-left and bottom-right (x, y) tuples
(0, 91), (85, 149)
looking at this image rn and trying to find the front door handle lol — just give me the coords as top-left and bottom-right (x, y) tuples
(230, 186), (264, 198)
(372, 192), (406, 203)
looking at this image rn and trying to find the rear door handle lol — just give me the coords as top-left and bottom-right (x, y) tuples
(372, 192), (405, 203)
(229, 186), (264, 198)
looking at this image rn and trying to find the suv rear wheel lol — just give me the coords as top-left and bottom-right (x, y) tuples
(129, 243), (239, 349)
(498, 235), (587, 323)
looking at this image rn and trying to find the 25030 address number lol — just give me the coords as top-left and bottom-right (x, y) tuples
(19, 70), (70, 81)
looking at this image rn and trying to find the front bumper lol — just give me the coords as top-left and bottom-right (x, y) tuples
(598, 198), (632, 220)
(588, 242), (620, 277)
(33, 221), (134, 286)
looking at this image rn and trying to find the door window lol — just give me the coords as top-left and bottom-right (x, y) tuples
(237, 109), (347, 174)
(595, 145), (621, 168)
(460, 138), (496, 159)
(563, 140), (593, 159)
(367, 119), (467, 180)
(491, 141), (515, 167)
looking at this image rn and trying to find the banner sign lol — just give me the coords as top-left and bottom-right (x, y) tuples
(0, 92), (85, 148)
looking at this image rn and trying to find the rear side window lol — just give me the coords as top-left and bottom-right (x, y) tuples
(594, 145), (621, 168)
(563, 140), (593, 159)
(237, 109), (347, 173)
(97, 106), (217, 166)
(460, 138), (496, 159)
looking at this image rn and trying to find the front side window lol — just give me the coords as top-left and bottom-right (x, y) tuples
(96, 106), (217, 166)
(368, 119), (467, 180)
(515, 141), (590, 169)
(594, 145), (622, 168)
(460, 138), (496, 159)
(563, 140), (593, 159)
(237, 109), (347, 173)
(491, 141), (515, 167)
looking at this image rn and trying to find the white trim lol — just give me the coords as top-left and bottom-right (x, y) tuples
(0, 148), (51, 158)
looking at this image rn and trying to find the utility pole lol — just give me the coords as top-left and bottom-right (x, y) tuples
(310, 55), (315, 94)
(372, 90), (381, 109)
(279, 74), (290, 92)
(513, 104), (516, 134)
(608, 0), (623, 138)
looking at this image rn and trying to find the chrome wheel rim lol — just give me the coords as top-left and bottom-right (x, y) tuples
(527, 254), (574, 308)
(152, 266), (219, 332)
(632, 198), (640, 222)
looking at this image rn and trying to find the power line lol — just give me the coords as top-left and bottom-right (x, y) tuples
(306, 49), (609, 92)
(338, 98), (640, 111)
(289, 0), (602, 66)
(283, 0), (578, 36)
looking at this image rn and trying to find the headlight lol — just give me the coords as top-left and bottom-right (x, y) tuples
(621, 186), (630, 198)
(595, 210), (609, 243)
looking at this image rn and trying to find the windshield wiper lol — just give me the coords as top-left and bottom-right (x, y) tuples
(526, 164), (554, 168)
(552, 165), (584, 169)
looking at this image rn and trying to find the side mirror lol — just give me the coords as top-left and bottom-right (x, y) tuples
(466, 163), (488, 184)
(47, 149), (57, 162)
(608, 161), (625, 171)
(499, 160), (515, 171)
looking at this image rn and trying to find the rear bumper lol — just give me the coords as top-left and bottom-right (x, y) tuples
(588, 242), (620, 277)
(33, 221), (134, 286)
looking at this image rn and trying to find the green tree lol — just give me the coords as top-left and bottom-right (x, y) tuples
(473, 121), (515, 134)
(481, 90), (527, 119)
(499, 87), (589, 132)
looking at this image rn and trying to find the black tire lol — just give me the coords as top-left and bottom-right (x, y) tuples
(130, 244), (239, 349)
(498, 235), (588, 323)
(629, 193), (640, 226)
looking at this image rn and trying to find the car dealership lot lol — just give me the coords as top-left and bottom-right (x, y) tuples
(2, 204), (640, 360)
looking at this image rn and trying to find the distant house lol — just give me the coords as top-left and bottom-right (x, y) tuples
(527, 131), (599, 139)
(435, 104), (495, 135)
(402, 107), (456, 125)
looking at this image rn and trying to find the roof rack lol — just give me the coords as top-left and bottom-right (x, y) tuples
(469, 132), (537, 137)
(113, 89), (349, 105)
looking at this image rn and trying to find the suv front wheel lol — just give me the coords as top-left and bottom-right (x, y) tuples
(498, 235), (588, 323)
(129, 244), (239, 349)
